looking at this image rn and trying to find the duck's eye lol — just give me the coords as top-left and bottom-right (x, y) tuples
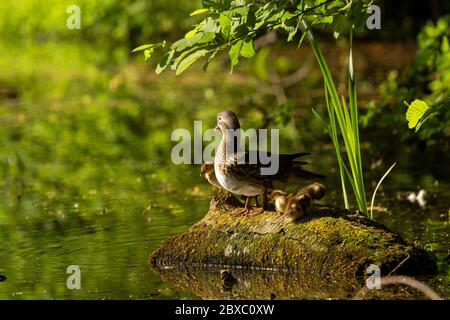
(218, 117), (222, 121)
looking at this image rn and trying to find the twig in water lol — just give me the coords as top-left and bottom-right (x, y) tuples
(387, 254), (410, 276)
(354, 275), (443, 300)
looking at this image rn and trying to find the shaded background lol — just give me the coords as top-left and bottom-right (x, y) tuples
(0, 0), (448, 299)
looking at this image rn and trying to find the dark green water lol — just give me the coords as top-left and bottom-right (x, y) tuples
(0, 163), (206, 299)
(0, 37), (448, 301)
(0, 0), (448, 301)
(0, 152), (448, 299)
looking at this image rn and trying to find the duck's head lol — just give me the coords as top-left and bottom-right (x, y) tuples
(310, 182), (326, 200)
(270, 190), (286, 200)
(200, 162), (214, 176)
(216, 110), (241, 132)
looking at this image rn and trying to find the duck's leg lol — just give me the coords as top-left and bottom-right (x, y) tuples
(254, 196), (260, 207)
(262, 190), (268, 210)
(245, 196), (252, 211)
(235, 196), (252, 215)
(250, 191), (266, 215)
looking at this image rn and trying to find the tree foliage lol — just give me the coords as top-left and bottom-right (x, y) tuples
(134, 0), (372, 74)
(362, 15), (450, 146)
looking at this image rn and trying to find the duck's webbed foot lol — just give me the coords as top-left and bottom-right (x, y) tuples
(249, 193), (266, 216)
(249, 206), (264, 216)
(234, 207), (250, 216)
(233, 196), (252, 216)
(234, 195), (265, 216)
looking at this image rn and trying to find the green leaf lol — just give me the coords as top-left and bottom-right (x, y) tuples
(171, 48), (198, 71)
(176, 49), (209, 75)
(229, 40), (243, 72)
(350, 1), (367, 32)
(203, 48), (220, 72)
(171, 33), (204, 52)
(223, 6), (249, 17)
(282, 18), (300, 42)
(219, 13), (232, 40)
(190, 8), (210, 16)
(155, 50), (175, 74)
(201, 17), (221, 33)
(185, 28), (198, 38)
(297, 31), (307, 49)
(198, 32), (216, 43)
(202, 0), (233, 11)
(240, 40), (255, 58)
(415, 112), (438, 132)
(405, 99), (430, 129)
(320, 16), (333, 24)
(311, 108), (329, 130)
(132, 43), (158, 53)
(333, 15), (349, 39)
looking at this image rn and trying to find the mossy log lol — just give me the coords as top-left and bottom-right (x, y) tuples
(150, 193), (436, 279)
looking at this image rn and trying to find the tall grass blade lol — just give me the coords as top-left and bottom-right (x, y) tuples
(303, 20), (368, 214)
(370, 162), (396, 219)
(348, 29), (367, 213)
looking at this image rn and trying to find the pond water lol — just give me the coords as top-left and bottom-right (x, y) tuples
(0, 144), (448, 300)
(0, 37), (448, 300)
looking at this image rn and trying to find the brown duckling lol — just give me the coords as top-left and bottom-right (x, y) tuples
(305, 182), (326, 200)
(200, 162), (223, 190)
(269, 190), (287, 215)
(284, 182), (326, 220)
(284, 192), (313, 220)
(270, 183), (326, 219)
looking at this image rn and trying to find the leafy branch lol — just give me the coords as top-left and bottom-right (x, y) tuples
(134, 0), (371, 75)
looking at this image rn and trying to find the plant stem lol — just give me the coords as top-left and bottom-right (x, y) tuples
(301, 20), (367, 214)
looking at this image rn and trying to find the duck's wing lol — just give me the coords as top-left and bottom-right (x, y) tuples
(243, 150), (310, 165)
(223, 153), (271, 183)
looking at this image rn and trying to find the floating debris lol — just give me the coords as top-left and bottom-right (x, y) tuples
(407, 189), (427, 208)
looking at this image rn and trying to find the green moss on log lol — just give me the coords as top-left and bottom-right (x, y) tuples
(150, 193), (436, 278)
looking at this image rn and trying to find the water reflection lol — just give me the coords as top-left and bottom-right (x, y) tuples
(0, 164), (210, 299)
(0, 159), (448, 299)
(151, 265), (447, 300)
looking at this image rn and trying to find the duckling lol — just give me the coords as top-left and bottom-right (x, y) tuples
(269, 190), (287, 215)
(306, 182), (326, 200)
(284, 192), (314, 220)
(200, 162), (223, 190)
(280, 183), (326, 220)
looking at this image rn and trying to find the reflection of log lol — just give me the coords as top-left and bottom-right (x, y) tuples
(155, 266), (362, 299)
(152, 266), (426, 300)
(150, 192), (437, 279)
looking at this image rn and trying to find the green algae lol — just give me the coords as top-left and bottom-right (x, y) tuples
(150, 194), (437, 278)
